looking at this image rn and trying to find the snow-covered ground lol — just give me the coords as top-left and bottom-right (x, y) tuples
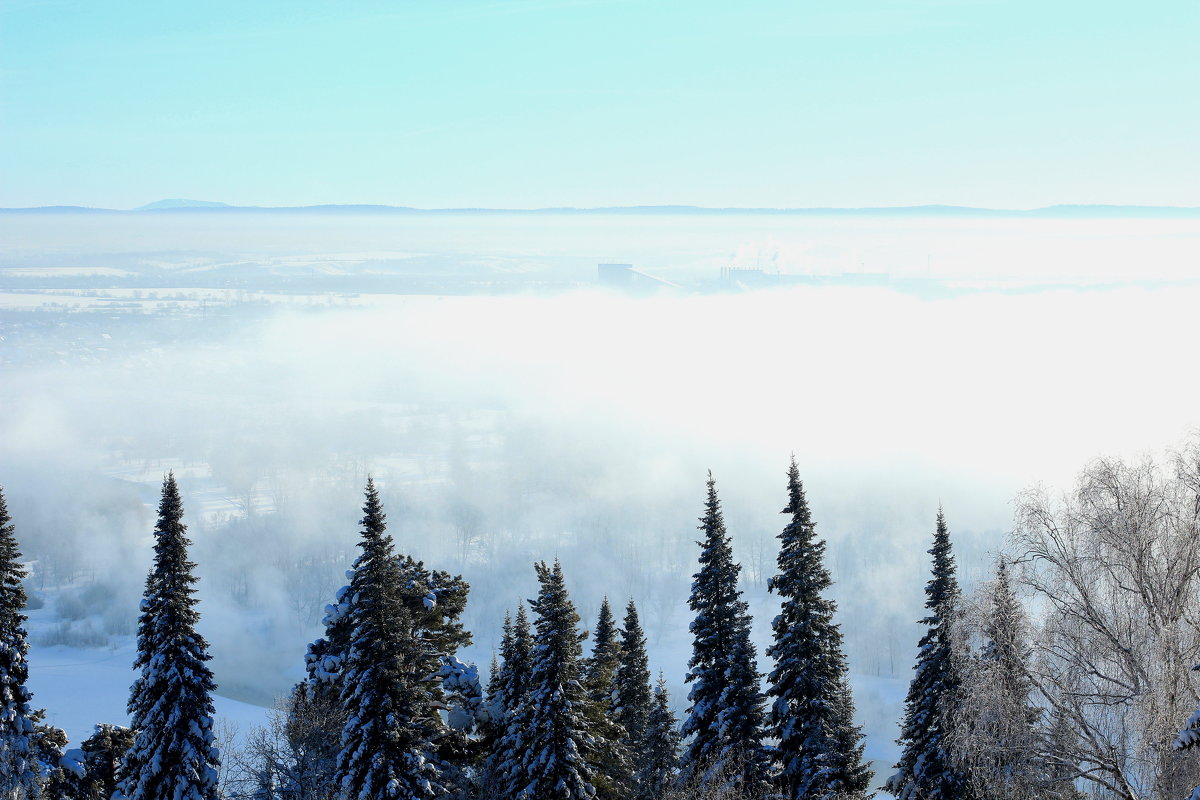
(24, 592), (270, 748)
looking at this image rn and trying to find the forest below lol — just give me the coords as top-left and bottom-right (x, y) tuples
(3, 435), (1200, 800)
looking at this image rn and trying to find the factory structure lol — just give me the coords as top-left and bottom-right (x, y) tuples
(597, 263), (683, 293)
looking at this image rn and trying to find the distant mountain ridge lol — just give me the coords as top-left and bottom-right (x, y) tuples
(3, 201), (1200, 218)
(136, 199), (231, 210)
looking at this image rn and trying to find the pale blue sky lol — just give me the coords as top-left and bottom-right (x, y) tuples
(2, 0), (1197, 209)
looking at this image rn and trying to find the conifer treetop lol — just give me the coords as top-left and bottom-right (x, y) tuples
(765, 458), (872, 800)
(122, 473), (219, 800)
(334, 478), (445, 800)
(0, 485), (39, 800)
(925, 506), (961, 618)
(613, 598), (653, 751)
(502, 560), (595, 800)
(886, 507), (970, 800)
(679, 473), (770, 794)
(0, 486), (29, 642)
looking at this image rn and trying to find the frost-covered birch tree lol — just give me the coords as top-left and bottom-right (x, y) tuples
(1017, 442), (1200, 800)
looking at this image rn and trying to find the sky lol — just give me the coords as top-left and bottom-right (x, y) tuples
(1, 0), (1198, 209)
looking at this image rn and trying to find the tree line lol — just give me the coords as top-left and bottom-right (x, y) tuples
(2, 440), (1200, 800)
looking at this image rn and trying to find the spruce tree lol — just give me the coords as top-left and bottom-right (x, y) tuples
(120, 473), (220, 800)
(493, 605), (533, 724)
(65, 724), (135, 800)
(484, 605), (533, 796)
(634, 676), (680, 800)
(486, 649), (502, 706)
(474, 631), (507, 795)
(765, 459), (872, 800)
(393, 553), (474, 778)
(585, 598), (622, 698)
(612, 600), (653, 776)
(678, 474), (771, 795)
(333, 478), (442, 800)
(583, 598), (630, 800)
(0, 487), (39, 800)
(502, 561), (595, 800)
(31, 714), (69, 800)
(297, 482), (473, 800)
(886, 507), (970, 800)
(478, 614), (511, 749)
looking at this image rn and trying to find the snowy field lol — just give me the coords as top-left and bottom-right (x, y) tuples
(25, 589), (270, 748)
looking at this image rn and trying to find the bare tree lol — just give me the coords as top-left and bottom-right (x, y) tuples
(221, 696), (342, 800)
(1012, 440), (1200, 800)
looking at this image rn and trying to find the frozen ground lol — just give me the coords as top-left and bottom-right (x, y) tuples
(24, 590), (270, 748)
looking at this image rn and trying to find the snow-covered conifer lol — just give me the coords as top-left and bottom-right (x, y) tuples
(333, 478), (443, 800)
(120, 473), (220, 800)
(678, 474), (771, 795)
(634, 676), (680, 800)
(765, 459), (871, 800)
(64, 724), (134, 800)
(30, 715), (68, 800)
(0, 487), (39, 800)
(886, 508), (971, 800)
(483, 605), (533, 795)
(612, 600), (653, 777)
(585, 598), (622, 698)
(503, 561), (595, 800)
(583, 598), (630, 800)
(395, 553), (473, 765)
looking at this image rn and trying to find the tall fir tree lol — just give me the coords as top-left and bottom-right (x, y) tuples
(333, 478), (443, 800)
(585, 598), (622, 699)
(120, 474), (220, 800)
(502, 561), (595, 800)
(765, 459), (872, 800)
(485, 649), (502, 707)
(296, 482), (474, 800)
(885, 507), (971, 800)
(481, 605), (533, 794)
(612, 600), (653, 777)
(634, 676), (680, 800)
(583, 598), (630, 800)
(678, 474), (771, 795)
(0, 487), (39, 800)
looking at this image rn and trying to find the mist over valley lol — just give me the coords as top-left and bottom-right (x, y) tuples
(3, 211), (1197, 780)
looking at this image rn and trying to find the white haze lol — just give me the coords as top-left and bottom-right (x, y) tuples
(4, 211), (1200, 285)
(1, 212), (1198, 768)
